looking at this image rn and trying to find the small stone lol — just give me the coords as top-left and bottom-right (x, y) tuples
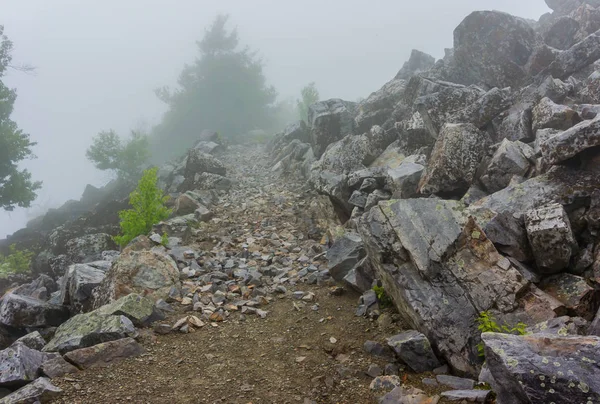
(188, 316), (205, 328)
(433, 365), (449, 375)
(295, 356), (307, 363)
(369, 375), (401, 392)
(154, 323), (172, 335)
(329, 286), (344, 296)
(292, 291), (305, 300)
(422, 377), (439, 387)
(436, 374), (476, 390)
(366, 363), (383, 378)
(329, 337), (337, 344)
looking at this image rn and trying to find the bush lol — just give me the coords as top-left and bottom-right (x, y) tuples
(476, 311), (527, 357)
(0, 244), (33, 278)
(113, 167), (172, 247)
(373, 284), (393, 308)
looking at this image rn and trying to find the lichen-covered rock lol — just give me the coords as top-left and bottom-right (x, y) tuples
(387, 331), (441, 373)
(95, 293), (163, 327)
(59, 263), (106, 313)
(544, 16), (580, 50)
(532, 97), (580, 132)
(183, 149), (226, 178)
(542, 30), (600, 79)
(495, 107), (533, 142)
(355, 79), (407, 134)
(190, 172), (232, 191)
(528, 315), (590, 336)
(453, 11), (537, 88)
(13, 332), (46, 351)
(326, 232), (374, 292)
(418, 123), (488, 195)
(482, 332), (600, 404)
(479, 139), (534, 193)
(93, 249), (181, 307)
(525, 203), (577, 274)
(541, 273), (599, 320)
(42, 311), (137, 354)
(308, 99), (357, 158)
(64, 337), (144, 369)
(0, 343), (47, 387)
(173, 193), (203, 216)
(385, 161), (425, 199)
(65, 233), (117, 264)
(540, 115), (600, 166)
(0, 293), (69, 329)
(0, 377), (62, 404)
(40, 356), (79, 379)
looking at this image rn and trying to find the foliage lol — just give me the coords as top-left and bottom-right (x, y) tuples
(0, 25), (41, 211)
(160, 232), (169, 248)
(297, 82), (320, 123)
(373, 285), (393, 308)
(476, 311), (527, 357)
(0, 244), (33, 278)
(86, 129), (150, 183)
(113, 167), (172, 247)
(150, 14), (278, 162)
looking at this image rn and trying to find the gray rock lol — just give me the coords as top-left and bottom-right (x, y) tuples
(482, 332), (600, 404)
(454, 10), (537, 88)
(387, 331), (441, 373)
(64, 337), (144, 369)
(367, 363), (383, 378)
(541, 273), (598, 320)
(525, 203), (577, 274)
(42, 311), (137, 354)
(194, 205), (214, 222)
(65, 233), (117, 264)
(348, 191), (368, 209)
(435, 375), (475, 390)
(326, 232), (366, 285)
(440, 390), (491, 402)
(40, 356), (79, 378)
(0, 343), (46, 387)
(532, 97), (580, 132)
(193, 141), (222, 155)
(95, 293), (164, 327)
(544, 16), (580, 50)
(479, 139), (534, 193)
(13, 332), (45, 351)
(496, 108), (533, 142)
(364, 190), (391, 211)
(384, 363), (399, 376)
(308, 99), (357, 158)
(369, 375), (401, 392)
(418, 123), (488, 195)
(528, 316), (589, 336)
(173, 193), (202, 216)
(385, 161), (424, 199)
(541, 115), (600, 166)
(59, 263), (106, 312)
(395, 49), (436, 80)
(0, 293), (69, 329)
(363, 340), (396, 361)
(542, 30), (600, 79)
(378, 386), (439, 404)
(183, 149), (226, 178)
(355, 79), (407, 134)
(191, 172), (232, 191)
(0, 377), (62, 404)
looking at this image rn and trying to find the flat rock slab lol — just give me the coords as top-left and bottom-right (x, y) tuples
(435, 374), (475, 390)
(440, 389), (491, 402)
(379, 386), (440, 404)
(41, 356), (79, 378)
(0, 377), (62, 404)
(65, 337), (144, 369)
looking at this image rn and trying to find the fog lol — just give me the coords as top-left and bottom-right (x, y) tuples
(1, 0), (550, 237)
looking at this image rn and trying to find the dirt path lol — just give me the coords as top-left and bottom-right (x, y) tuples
(52, 145), (449, 404)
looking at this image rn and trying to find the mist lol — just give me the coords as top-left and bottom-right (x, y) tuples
(1, 0), (550, 237)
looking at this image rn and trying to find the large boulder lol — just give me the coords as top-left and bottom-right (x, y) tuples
(42, 311), (137, 354)
(359, 200), (529, 376)
(479, 139), (534, 193)
(355, 79), (407, 134)
(395, 49), (436, 80)
(326, 232), (374, 292)
(453, 11), (537, 88)
(64, 337), (144, 369)
(0, 377), (62, 404)
(542, 30), (600, 79)
(541, 115), (600, 166)
(93, 249), (181, 307)
(532, 97), (580, 132)
(544, 16), (581, 50)
(65, 233), (117, 264)
(482, 332), (600, 404)
(386, 331), (441, 373)
(0, 343), (47, 387)
(183, 149), (226, 178)
(418, 123), (489, 195)
(95, 293), (163, 327)
(0, 293), (69, 329)
(59, 263), (107, 313)
(308, 99), (357, 158)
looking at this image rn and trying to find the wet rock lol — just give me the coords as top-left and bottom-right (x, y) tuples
(93, 249), (181, 307)
(308, 99), (357, 158)
(13, 331), (45, 351)
(541, 115), (600, 166)
(378, 386), (439, 404)
(65, 337), (144, 369)
(453, 10), (537, 88)
(40, 356), (79, 378)
(525, 203), (577, 274)
(42, 311), (137, 354)
(395, 49), (436, 80)
(0, 377), (62, 404)
(541, 273), (598, 320)
(387, 331), (441, 373)
(418, 123), (488, 195)
(0, 292), (69, 329)
(479, 139), (534, 193)
(532, 97), (580, 132)
(95, 293), (163, 327)
(0, 343), (46, 387)
(59, 263), (106, 312)
(482, 332), (600, 404)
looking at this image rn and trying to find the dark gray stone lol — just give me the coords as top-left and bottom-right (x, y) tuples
(363, 340), (396, 361)
(0, 293), (69, 329)
(387, 331), (441, 373)
(435, 375), (475, 390)
(0, 377), (62, 404)
(0, 343), (46, 387)
(308, 99), (357, 158)
(13, 331), (45, 351)
(41, 356), (79, 378)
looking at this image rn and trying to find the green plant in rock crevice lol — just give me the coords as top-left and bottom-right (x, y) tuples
(373, 284), (393, 308)
(476, 311), (527, 357)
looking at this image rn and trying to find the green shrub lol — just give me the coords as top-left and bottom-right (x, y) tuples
(113, 167), (172, 248)
(476, 311), (527, 357)
(0, 244), (33, 278)
(160, 232), (169, 247)
(373, 285), (393, 308)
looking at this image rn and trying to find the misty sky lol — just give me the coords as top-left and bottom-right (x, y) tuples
(1, 0), (550, 238)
